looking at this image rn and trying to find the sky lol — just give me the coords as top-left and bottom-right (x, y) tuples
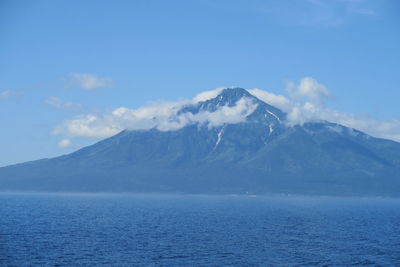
(0, 0), (399, 166)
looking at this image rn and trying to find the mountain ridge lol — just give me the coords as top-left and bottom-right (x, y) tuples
(1, 87), (399, 196)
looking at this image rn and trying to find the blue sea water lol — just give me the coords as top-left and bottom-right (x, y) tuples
(1, 193), (400, 266)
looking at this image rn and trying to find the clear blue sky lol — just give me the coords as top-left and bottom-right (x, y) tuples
(1, 0), (399, 166)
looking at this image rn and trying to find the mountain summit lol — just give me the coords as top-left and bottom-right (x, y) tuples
(1, 88), (400, 196)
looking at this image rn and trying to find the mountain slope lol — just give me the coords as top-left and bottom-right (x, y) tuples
(1, 88), (399, 196)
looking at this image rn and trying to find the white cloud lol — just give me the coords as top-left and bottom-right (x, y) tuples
(303, 0), (377, 26)
(58, 139), (72, 148)
(210, 0), (378, 28)
(248, 77), (400, 142)
(53, 115), (122, 139)
(45, 96), (82, 112)
(304, 109), (400, 142)
(247, 88), (290, 111)
(340, 0), (377, 16)
(53, 96), (257, 139)
(53, 81), (400, 143)
(70, 73), (113, 90)
(170, 97), (257, 129)
(0, 90), (22, 100)
(288, 77), (331, 104)
(192, 87), (224, 103)
(285, 102), (317, 125)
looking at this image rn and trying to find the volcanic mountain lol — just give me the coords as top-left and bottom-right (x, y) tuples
(1, 88), (400, 196)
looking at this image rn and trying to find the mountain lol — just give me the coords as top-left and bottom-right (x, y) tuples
(1, 88), (400, 196)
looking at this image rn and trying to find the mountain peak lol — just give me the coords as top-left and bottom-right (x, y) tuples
(218, 87), (253, 99)
(178, 87), (286, 125)
(179, 87), (257, 115)
(202, 87), (258, 108)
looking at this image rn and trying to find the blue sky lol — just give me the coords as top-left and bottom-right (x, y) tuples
(0, 0), (399, 166)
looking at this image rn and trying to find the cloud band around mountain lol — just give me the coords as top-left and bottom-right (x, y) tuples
(52, 77), (400, 142)
(53, 96), (257, 139)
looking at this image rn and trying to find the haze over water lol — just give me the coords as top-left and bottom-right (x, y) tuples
(1, 193), (400, 266)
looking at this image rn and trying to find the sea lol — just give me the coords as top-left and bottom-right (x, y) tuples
(1, 193), (400, 266)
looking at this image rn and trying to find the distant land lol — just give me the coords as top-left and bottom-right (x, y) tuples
(1, 88), (400, 196)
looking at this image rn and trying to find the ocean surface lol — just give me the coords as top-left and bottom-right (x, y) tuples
(1, 193), (400, 266)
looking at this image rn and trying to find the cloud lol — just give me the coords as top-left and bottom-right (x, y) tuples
(241, 0), (379, 27)
(289, 77), (331, 104)
(45, 96), (82, 112)
(179, 97), (258, 129)
(289, 82), (400, 142)
(70, 73), (113, 90)
(339, 0), (377, 16)
(303, 0), (378, 26)
(248, 77), (400, 142)
(247, 88), (290, 111)
(192, 88), (224, 102)
(0, 90), (22, 100)
(53, 80), (400, 143)
(53, 115), (121, 139)
(58, 139), (72, 148)
(53, 97), (257, 139)
(249, 77), (331, 113)
(294, 107), (400, 142)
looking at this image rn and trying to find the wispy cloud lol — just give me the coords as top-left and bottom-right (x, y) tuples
(70, 73), (113, 90)
(216, 0), (379, 27)
(45, 96), (82, 112)
(0, 90), (22, 100)
(338, 0), (377, 15)
(52, 79), (400, 143)
(247, 88), (291, 110)
(299, 0), (377, 26)
(192, 87), (224, 102)
(58, 139), (72, 148)
(52, 96), (257, 139)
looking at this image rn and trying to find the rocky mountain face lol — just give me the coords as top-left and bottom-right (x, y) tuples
(1, 88), (400, 196)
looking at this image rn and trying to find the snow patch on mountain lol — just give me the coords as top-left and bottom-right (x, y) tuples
(266, 109), (281, 123)
(214, 127), (225, 149)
